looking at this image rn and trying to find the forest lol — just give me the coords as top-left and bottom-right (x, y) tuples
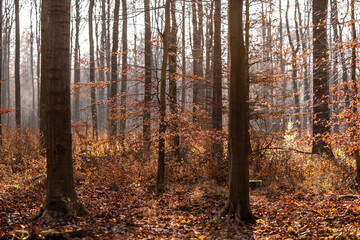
(1, 0), (360, 239)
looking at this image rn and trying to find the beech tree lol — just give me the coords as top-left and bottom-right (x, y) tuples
(89, 0), (98, 139)
(222, 0), (255, 223)
(143, 0), (152, 154)
(15, 0), (20, 127)
(40, 0), (86, 217)
(109, 0), (120, 137)
(156, 0), (170, 193)
(312, 0), (332, 155)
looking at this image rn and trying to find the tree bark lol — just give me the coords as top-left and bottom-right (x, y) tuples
(89, 0), (98, 139)
(156, 0), (171, 193)
(0, 0), (2, 145)
(212, 0), (223, 159)
(143, 0), (152, 155)
(120, 0), (128, 133)
(40, 0), (86, 218)
(73, 0), (81, 123)
(312, 0), (332, 156)
(169, 0), (180, 162)
(222, 0), (255, 224)
(109, 0), (120, 137)
(15, 0), (20, 127)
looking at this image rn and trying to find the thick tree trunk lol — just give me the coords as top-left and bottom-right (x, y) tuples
(143, 0), (152, 156)
(89, 0), (98, 139)
(156, 0), (170, 193)
(223, 0), (255, 224)
(40, 0), (86, 218)
(120, 0), (128, 133)
(109, 0), (120, 137)
(312, 0), (332, 156)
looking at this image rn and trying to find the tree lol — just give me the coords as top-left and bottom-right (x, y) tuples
(156, 0), (170, 193)
(143, 0), (152, 155)
(191, 0), (204, 124)
(169, 0), (180, 162)
(222, 0), (255, 223)
(109, 0), (120, 137)
(0, 0), (2, 145)
(212, 0), (223, 158)
(312, 0), (332, 155)
(120, 0), (128, 133)
(40, 0), (86, 217)
(73, 0), (81, 123)
(89, 0), (98, 139)
(15, 0), (20, 127)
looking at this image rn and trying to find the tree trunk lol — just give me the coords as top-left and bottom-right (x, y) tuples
(156, 0), (171, 193)
(109, 0), (120, 137)
(15, 0), (20, 127)
(30, 2), (35, 126)
(40, 0), (86, 218)
(143, 0), (152, 156)
(120, 0), (128, 133)
(222, 0), (255, 224)
(286, 0), (300, 126)
(191, 0), (204, 124)
(0, 0), (2, 145)
(89, 0), (98, 139)
(312, 0), (332, 156)
(181, 0), (186, 107)
(73, 0), (81, 123)
(169, 0), (180, 162)
(330, 0), (340, 133)
(212, 0), (223, 159)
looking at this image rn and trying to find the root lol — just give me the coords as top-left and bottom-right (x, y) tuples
(220, 200), (256, 224)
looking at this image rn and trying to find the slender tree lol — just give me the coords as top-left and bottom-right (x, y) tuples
(156, 0), (171, 193)
(73, 0), (81, 123)
(39, 0), (86, 217)
(109, 0), (120, 137)
(120, 0), (128, 133)
(222, 0), (255, 223)
(89, 0), (98, 139)
(15, 0), (20, 127)
(286, 0), (300, 126)
(212, 0), (223, 158)
(312, 0), (332, 155)
(143, 0), (152, 155)
(169, 0), (180, 161)
(0, 0), (2, 144)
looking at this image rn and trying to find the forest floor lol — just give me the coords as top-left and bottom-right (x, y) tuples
(1, 179), (360, 239)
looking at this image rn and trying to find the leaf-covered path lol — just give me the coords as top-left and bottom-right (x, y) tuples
(1, 181), (360, 239)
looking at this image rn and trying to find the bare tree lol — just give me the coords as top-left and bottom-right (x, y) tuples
(109, 0), (120, 137)
(39, 0), (86, 218)
(156, 0), (171, 193)
(222, 0), (255, 223)
(120, 0), (128, 133)
(312, 0), (332, 155)
(15, 0), (20, 127)
(143, 0), (152, 155)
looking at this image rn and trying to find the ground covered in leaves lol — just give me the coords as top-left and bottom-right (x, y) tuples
(1, 179), (360, 239)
